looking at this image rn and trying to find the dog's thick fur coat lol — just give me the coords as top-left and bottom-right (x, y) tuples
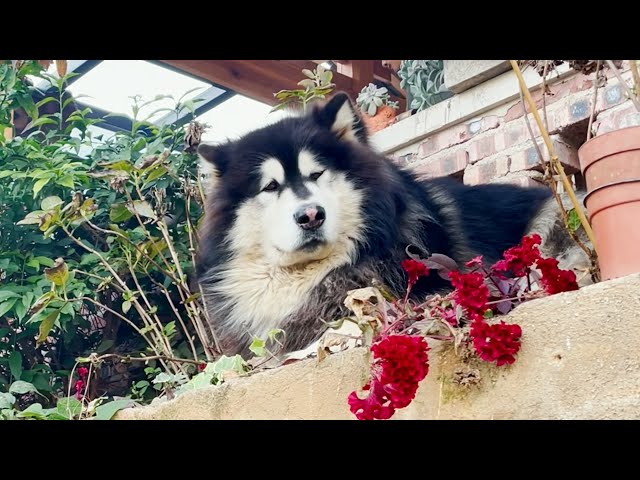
(196, 93), (590, 357)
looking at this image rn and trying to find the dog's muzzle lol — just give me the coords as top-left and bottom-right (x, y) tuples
(294, 204), (325, 231)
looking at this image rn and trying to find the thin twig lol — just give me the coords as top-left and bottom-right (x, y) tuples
(518, 87), (594, 260)
(606, 60), (640, 113)
(541, 60), (549, 132)
(630, 60), (640, 100)
(87, 353), (205, 367)
(587, 60), (602, 142)
(509, 60), (597, 248)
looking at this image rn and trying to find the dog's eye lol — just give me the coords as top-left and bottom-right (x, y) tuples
(309, 170), (325, 181)
(262, 180), (279, 192)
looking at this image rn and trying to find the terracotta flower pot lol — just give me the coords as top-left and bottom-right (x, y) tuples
(578, 125), (640, 280)
(362, 105), (398, 133)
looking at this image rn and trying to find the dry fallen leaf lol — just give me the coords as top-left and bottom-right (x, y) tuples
(343, 286), (384, 323)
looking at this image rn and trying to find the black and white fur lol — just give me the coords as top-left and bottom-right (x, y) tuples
(196, 92), (590, 358)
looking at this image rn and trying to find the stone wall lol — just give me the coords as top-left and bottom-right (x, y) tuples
(115, 273), (640, 420)
(370, 60), (639, 189)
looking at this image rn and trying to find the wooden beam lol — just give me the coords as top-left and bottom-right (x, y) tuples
(160, 60), (355, 106)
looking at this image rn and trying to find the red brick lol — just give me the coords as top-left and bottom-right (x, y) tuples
(412, 149), (469, 179)
(418, 124), (472, 160)
(481, 115), (500, 132)
(467, 135), (497, 163)
(463, 155), (510, 185)
(509, 136), (579, 174)
(495, 174), (546, 188)
(495, 120), (530, 151)
(504, 102), (524, 123)
(593, 101), (638, 135)
(418, 136), (438, 158)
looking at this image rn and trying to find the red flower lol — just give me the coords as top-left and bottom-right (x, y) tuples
(535, 257), (579, 294)
(348, 382), (395, 421)
(78, 367), (88, 379)
(492, 234), (542, 278)
(349, 335), (429, 420)
(464, 255), (485, 269)
(401, 259), (430, 289)
(74, 379), (85, 400)
(470, 320), (522, 366)
(198, 363), (206, 371)
(448, 270), (490, 321)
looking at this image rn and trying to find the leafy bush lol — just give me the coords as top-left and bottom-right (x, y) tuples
(0, 60), (216, 419)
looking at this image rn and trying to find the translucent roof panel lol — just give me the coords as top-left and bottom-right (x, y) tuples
(66, 61), (213, 124)
(197, 95), (290, 145)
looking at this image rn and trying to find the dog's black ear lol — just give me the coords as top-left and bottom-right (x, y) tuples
(313, 92), (368, 143)
(197, 142), (229, 176)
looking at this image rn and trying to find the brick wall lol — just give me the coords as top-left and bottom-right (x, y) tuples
(381, 61), (639, 188)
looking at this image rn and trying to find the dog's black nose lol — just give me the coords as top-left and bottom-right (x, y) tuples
(294, 204), (325, 230)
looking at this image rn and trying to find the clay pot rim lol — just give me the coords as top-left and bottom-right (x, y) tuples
(578, 125), (640, 172)
(583, 178), (640, 208)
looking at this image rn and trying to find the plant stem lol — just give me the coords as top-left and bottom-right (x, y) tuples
(86, 353), (205, 367)
(606, 60), (640, 112)
(587, 61), (602, 142)
(509, 60), (597, 249)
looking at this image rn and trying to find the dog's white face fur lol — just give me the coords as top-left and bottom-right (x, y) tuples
(198, 97), (367, 340)
(231, 150), (359, 267)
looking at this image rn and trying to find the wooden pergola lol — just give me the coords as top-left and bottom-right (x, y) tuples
(159, 60), (406, 111)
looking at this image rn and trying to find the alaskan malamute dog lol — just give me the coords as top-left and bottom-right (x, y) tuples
(196, 92), (590, 357)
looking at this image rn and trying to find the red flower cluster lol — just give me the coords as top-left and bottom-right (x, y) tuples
(492, 234), (542, 277)
(536, 257), (579, 294)
(348, 335), (429, 420)
(401, 259), (430, 289)
(75, 367), (89, 400)
(448, 270), (490, 321)
(469, 320), (522, 366)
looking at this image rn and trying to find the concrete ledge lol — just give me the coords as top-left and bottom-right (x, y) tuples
(370, 63), (574, 155)
(116, 273), (640, 420)
(444, 60), (512, 94)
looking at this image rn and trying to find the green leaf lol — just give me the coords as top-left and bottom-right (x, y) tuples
(22, 116), (57, 132)
(14, 301), (27, 321)
(35, 97), (58, 109)
(121, 300), (132, 314)
(109, 204), (133, 223)
(8, 351), (22, 381)
(205, 355), (249, 380)
(32, 178), (51, 197)
(57, 397), (82, 419)
(17, 93), (38, 121)
(34, 256), (54, 267)
(15, 403), (47, 420)
(128, 200), (157, 220)
(37, 308), (61, 345)
(567, 208), (581, 234)
(0, 392), (16, 409)
(44, 258), (69, 287)
(0, 298), (17, 317)
(0, 290), (21, 302)
(41, 195), (64, 211)
(28, 291), (55, 316)
(9, 380), (40, 395)
(56, 175), (75, 188)
(144, 165), (168, 183)
(94, 399), (134, 420)
(249, 337), (266, 357)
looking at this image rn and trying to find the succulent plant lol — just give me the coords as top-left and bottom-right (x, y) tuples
(356, 83), (399, 116)
(272, 63), (336, 112)
(397, 60), (453, 112)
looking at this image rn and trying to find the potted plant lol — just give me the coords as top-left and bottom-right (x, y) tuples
(396, 60), (453, 114)
(355, 83), (400, 133)
(565, 60), (640, 281)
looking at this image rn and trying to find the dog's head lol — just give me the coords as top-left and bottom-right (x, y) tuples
(198, 92), (374, 268)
